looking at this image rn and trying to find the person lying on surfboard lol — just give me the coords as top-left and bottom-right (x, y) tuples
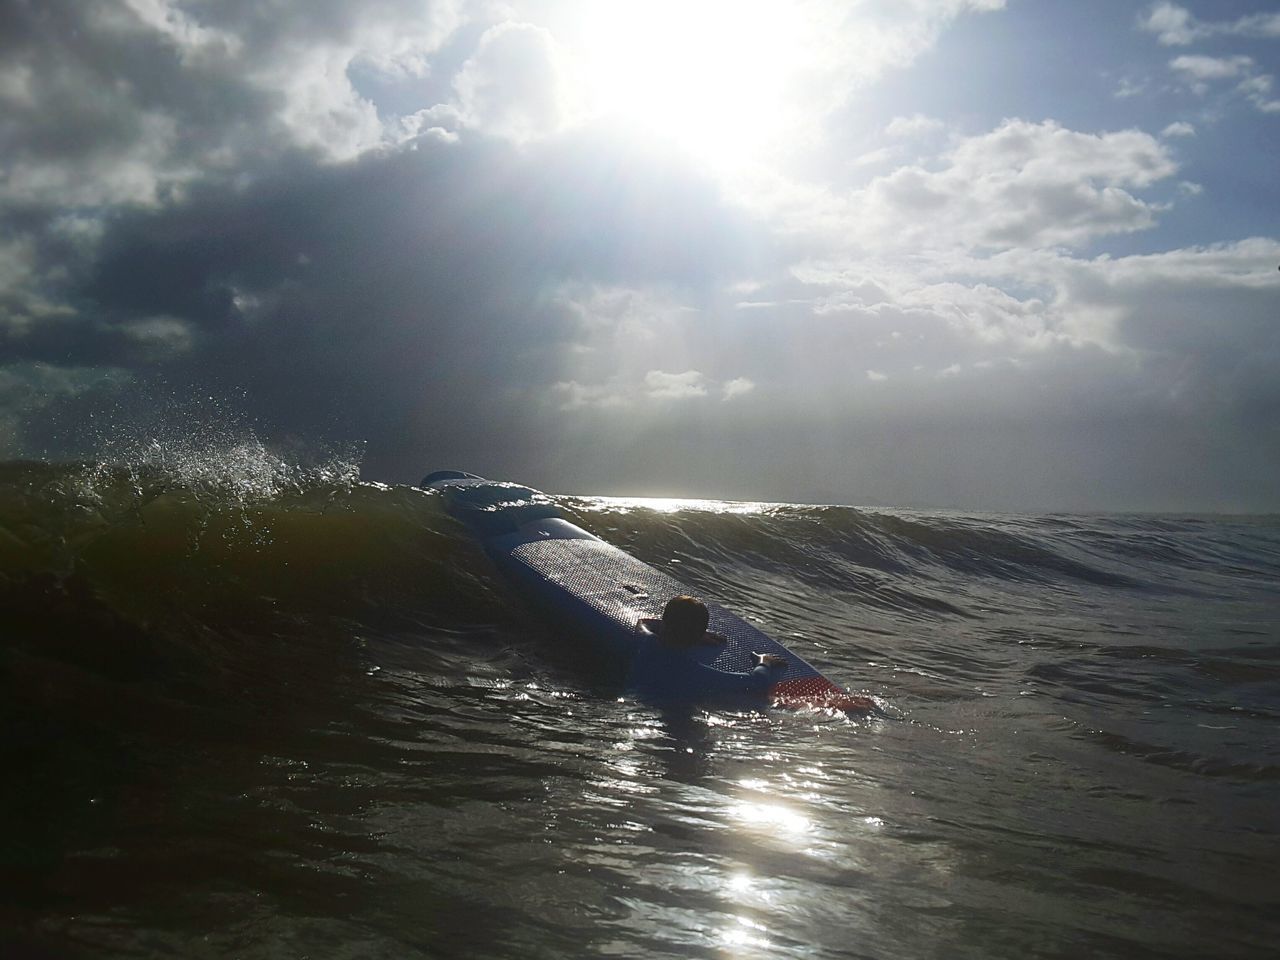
(629, 595), (788, 701)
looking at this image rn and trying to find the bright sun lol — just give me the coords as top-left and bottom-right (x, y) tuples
(572, 0), (813, 171)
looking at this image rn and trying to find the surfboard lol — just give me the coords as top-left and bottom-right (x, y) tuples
(423, 471), (872, 712)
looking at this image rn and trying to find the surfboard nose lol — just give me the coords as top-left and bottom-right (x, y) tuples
(770, 676), (875, 713)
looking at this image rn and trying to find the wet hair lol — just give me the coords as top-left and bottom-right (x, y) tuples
(661, 595), (709, 647)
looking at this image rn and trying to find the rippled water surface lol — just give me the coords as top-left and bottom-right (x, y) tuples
(2, 454), (1278, 959)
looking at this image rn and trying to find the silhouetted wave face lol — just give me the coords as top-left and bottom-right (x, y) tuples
(3, 453), (1278, 959)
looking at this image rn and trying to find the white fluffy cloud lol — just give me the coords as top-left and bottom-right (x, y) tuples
(1172, 53), (1254, 90)
(1140, 1), (1199, 45)
(424, 21), (579, 143)
(1169, 54), (1254, 82)
(1140, 6), (1280, 113)
(551, 368), (758, 409)
(644, 369), (709, 400)
(1238, 75), (1280, 113)
(1166, 53), (1280, 111)
(1139, 3), (1280, 46)
(845, 119), (1177, 252)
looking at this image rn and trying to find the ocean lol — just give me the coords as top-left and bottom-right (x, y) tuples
(2, 448), (1277, 959)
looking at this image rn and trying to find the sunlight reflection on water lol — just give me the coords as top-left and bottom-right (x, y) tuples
(573, 494), (779, 515)
(732, 798), (812, 837)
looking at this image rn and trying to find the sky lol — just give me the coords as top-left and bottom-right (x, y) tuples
(2, 0), (1278, 512)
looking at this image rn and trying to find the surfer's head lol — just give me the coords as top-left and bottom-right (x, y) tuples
(660, 595), (710, 648)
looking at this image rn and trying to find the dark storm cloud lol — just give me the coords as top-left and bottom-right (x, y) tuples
(0, 0), (765, 479)
(17, 129), (763, 477)
(0, 0), (270, 204)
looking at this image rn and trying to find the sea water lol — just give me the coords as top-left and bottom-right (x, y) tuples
(1, 451), (1277, 959)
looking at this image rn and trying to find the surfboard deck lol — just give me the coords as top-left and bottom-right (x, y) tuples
(423, 472), (872, 712)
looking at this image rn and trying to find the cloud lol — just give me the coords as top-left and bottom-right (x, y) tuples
(1139, 3), (1280, 46)
(119, 0), (245, 59)
(1139, 2), (1200, 45)
(1238, 74), (1280, 113)
(1039, 240), (1280, 435)
(552, 379), (629, 411)
(1160, 121), (1196, 137)
(1166, 54), (1279, 111)
(885, 114), (946, 138)
(847, 119), (1177, 252)
(761, 236), (1280, 441)
(0, 0), (470, 216)
(115, 315), (197, 354)
(1140, 5), (1280, 113)
(1170, 54), (1254, 82)
(1044, 237), (1280, 347)
(0, 362), (128, 458)
(433, 21), (579, 143)
(1114, 75), (1150, 99)
(12, 129), (762, 470)
(0, 236), (66, 338)
(645, 369), (709, 400)
(929, 239), (1280, 442)
(552, 369), (756, 409)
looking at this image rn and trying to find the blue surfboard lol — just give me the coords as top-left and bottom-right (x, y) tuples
(423, 471), (872, 712)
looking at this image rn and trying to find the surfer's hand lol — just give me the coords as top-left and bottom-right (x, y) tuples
(703, 631), (728, 646)
(755, 653), (787, 670)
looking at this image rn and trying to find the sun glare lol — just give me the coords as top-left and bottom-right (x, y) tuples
(574, 0), (810, 171)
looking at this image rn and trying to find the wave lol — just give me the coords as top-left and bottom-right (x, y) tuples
(5, 455), (1278, 641)
(5, 450), (1278, 949)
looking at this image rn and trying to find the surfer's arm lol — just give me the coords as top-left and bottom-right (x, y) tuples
(687, 655), (786, 695)
(627, 636), (788, 699)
